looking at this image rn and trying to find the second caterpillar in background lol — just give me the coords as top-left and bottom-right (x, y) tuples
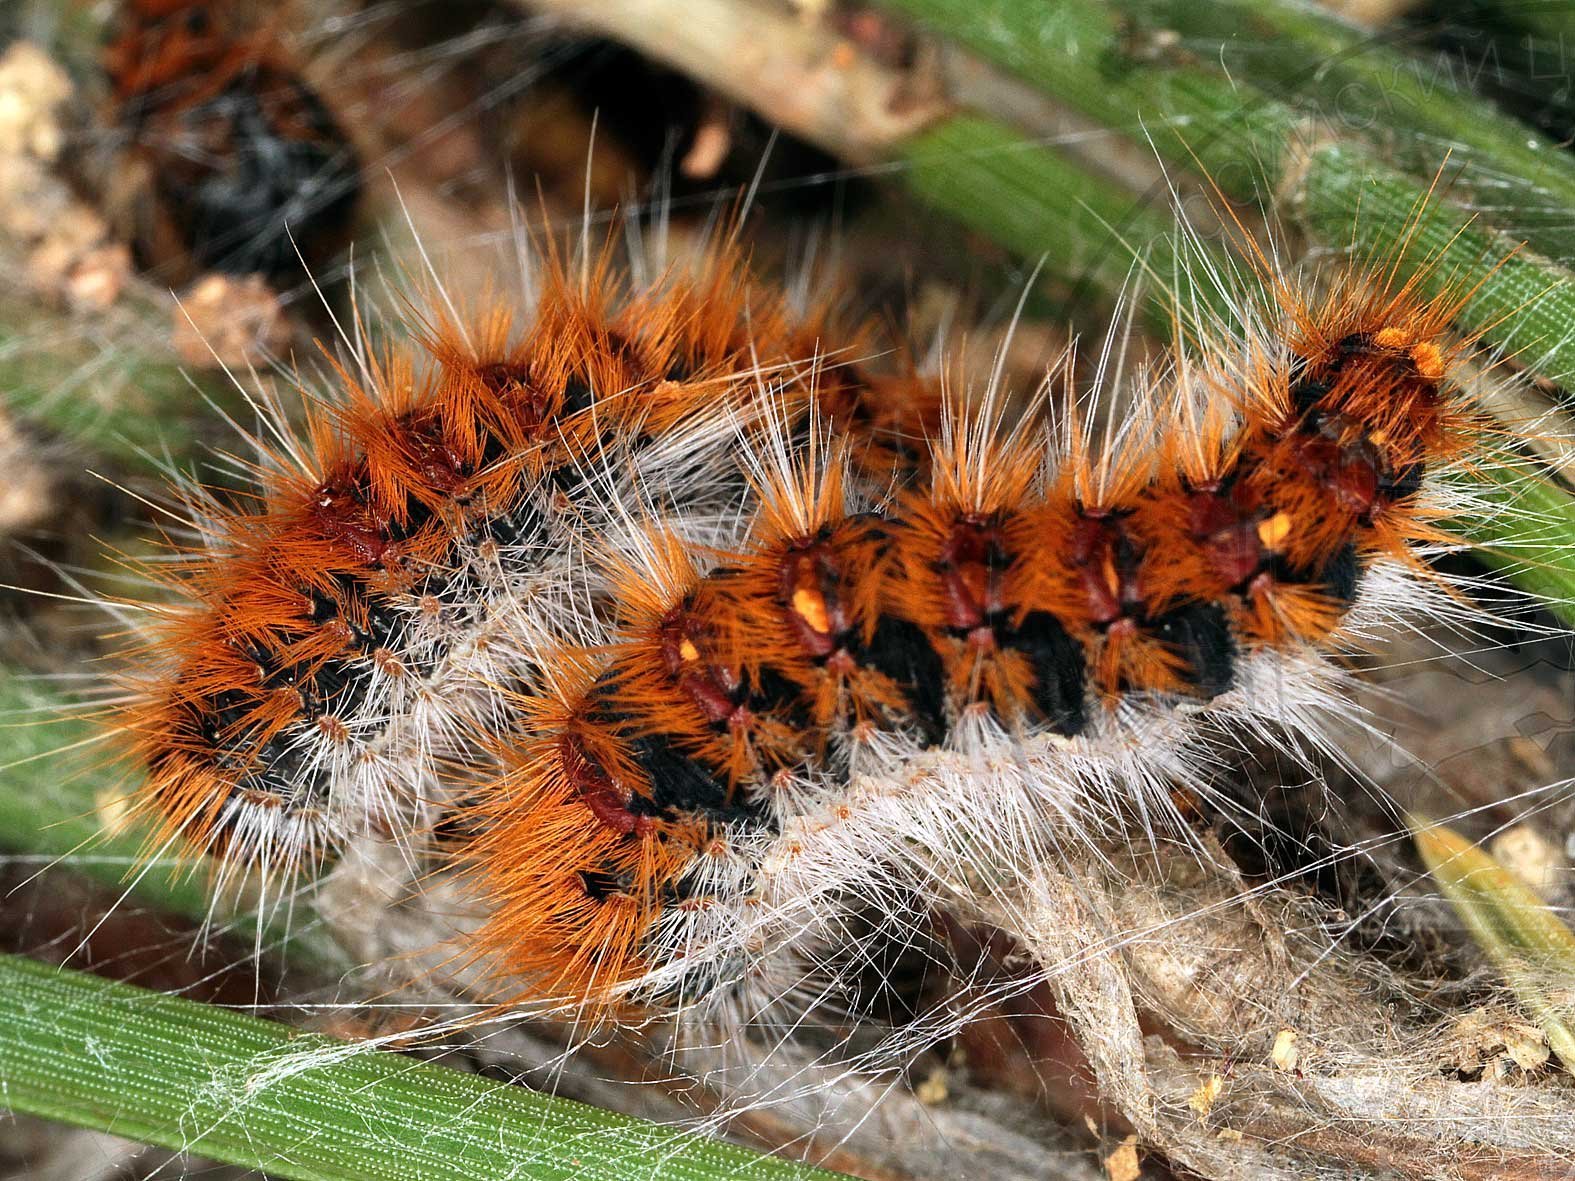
(103, 0), (361, 281)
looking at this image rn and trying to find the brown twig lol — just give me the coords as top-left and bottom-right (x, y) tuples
(516, 0), (949, 162)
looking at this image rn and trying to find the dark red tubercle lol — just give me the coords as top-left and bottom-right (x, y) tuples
(396, 412), (469, 493)
(1282, 341), (1448, 524)
(1068, 508), (1143, 628)
(473, 363), (556, 429)
(937, 515), (1009, 633)
(1294, 424), (1382, 517)
(305, 476), (390, 566)
(1185, 479), (1267, 589)
(658, 606), (749, 729)
(561, 733), (652, 837)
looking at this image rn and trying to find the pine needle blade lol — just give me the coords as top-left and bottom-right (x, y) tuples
(0, 953), (850, 1181)
(1412, 816), (1575, 1073)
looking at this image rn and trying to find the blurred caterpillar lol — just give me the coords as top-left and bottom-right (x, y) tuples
(103, 201), (1548, 1071)
(103, 0), (361, 280)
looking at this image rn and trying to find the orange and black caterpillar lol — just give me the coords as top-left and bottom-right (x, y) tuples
(450, 261), (1501, 1013)
(115, 230), (936, 881)
(103, 0), (361, 279)
(101, 197), (1533, 1023)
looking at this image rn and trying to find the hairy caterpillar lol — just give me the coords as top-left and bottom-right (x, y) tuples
(103, 0), (361, 280)
(99, 197), (1563, 1124)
